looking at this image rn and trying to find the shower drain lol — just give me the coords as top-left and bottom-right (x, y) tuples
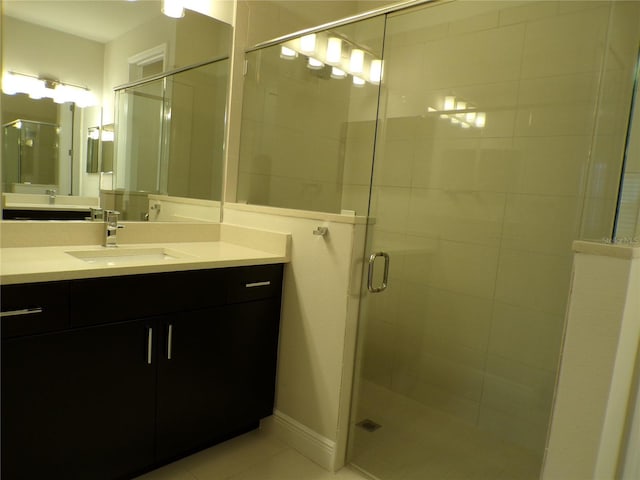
(357, 419), (382, 432)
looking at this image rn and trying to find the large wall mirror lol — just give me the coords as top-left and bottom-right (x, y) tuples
(1, 0), (232, 222)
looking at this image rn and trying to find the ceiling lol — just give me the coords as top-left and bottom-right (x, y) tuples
(2, 0), (163, 43)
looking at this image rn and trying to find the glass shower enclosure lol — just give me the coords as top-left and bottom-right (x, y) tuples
(2, 119), (59, 192)
(112, 58), (229, 220)
(237, 1), (640, 479)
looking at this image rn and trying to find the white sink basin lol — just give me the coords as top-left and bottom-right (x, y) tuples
(66, 247), (193, 266)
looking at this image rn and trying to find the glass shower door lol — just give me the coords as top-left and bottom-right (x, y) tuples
(348, 1), (633, 479)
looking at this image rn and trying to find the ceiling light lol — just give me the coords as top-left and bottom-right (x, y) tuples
(162, 0), (185, 18)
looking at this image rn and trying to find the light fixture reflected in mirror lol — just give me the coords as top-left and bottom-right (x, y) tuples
(280, 46), (298, 59)
(300, 34), (317, 54)
(350, 49), (364, 74)
(326, 37), (342, 64)
(331, 67), (347, 79)
(307, 57), (324, 70)
(2, 71), (97, 107)
(369, 59), (382, 84)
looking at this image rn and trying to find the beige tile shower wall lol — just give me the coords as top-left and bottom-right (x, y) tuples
(226, 1), (367, 204)
(237, 54), (352, 213)
(356, 1), (638, 454)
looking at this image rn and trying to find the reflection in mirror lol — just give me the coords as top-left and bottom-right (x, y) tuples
(1, 92), (74, 196)
(101, 124), (115, 173)
(1, 1), (232, 222)
(86, 126), (100, 174)
(111, 58), (228, 221)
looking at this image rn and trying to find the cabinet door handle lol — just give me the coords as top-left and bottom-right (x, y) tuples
(246, 281), (271, 288)
(167, 324), (173, 360)
(147, 327), (153, 365)
(0, 307), (43, 317)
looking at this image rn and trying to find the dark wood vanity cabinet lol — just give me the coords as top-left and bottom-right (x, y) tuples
(0, 264), (283, 480)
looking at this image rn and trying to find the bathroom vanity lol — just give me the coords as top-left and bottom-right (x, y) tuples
(0, 225), (290, 479)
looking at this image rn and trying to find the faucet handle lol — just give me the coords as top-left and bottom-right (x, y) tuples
(104, 209), (121, 222)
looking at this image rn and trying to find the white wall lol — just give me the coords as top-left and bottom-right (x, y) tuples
(3, 16), (104, 96)
(224, 203), (367, 471)
(543, 242), (640, 480)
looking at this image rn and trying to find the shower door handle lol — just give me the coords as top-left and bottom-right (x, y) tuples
(368, 252), (390, 293)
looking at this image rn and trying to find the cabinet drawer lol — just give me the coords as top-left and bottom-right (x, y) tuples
(1, 282), (70, 338)
(227, 264), (284, 304)
(70, 269), (227, 327)
(70, 274), (169, 327)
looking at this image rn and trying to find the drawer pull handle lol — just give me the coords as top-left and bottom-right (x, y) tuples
(167, 324), (173, 360)
(147, 327), (153, 365)
(0, 307), (44, 318)
(246, 281), (271, 288)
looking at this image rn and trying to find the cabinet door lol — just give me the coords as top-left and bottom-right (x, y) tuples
(1, 319), (157, 480)
(155, 298), (281, 462)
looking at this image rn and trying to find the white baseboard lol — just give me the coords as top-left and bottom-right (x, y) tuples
(261, 410), (337, 471)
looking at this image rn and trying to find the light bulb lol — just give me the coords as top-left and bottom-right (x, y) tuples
(369, 59), (382, 84)
(280, 46), (298, 59)
(300, 34), (316, 53)
(331, 67), (347, 79)
(326, 37), (342, 64)
(307, 57), (324, 70)
(444, 96), (455, 111)
(162, 0), (184, 18)
(2, 72), (19, 95)
(350, 49), (364, 74)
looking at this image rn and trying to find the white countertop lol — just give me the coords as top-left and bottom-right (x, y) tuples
(0, 241), (288, 285)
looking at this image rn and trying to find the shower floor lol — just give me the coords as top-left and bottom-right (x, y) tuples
(348, 380), (542, 480)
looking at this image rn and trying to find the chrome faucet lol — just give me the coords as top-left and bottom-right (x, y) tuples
(45, 189), (56, 204)
(104, 210), (125, 247)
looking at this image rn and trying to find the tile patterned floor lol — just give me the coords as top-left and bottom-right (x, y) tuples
(135, 429), (369, 480)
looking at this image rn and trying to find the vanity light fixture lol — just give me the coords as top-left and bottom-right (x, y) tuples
(307, 57), (324, 70)
(326, 37), (343, 64)
(300, 34), (317, 54)
(280, 46), (298, 59)
(162, 0), (185, 18)
(2, 71), (96, 107)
